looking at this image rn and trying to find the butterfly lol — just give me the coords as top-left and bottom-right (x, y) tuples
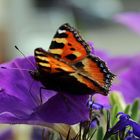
(33, 23), (115, 95)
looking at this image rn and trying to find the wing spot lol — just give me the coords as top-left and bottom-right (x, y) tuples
(70, 47), (75, 51)
(65, 54), (77, 60)
(50, 41), (64, 49)
(68, 43), (72, 46)
(75, 62), (84, 68)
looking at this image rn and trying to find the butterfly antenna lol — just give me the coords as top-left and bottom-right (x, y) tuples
(1, 66), (34, 73)
(14, 45), (36, 69)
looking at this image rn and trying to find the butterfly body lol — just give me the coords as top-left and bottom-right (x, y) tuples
(35, 71), (93, 95)
(33, 23), (115, 95)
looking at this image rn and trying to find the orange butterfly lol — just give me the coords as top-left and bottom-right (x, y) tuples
(33, 23), (115, 95)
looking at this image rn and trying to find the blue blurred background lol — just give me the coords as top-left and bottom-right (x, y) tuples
(0, 0), (140, 62)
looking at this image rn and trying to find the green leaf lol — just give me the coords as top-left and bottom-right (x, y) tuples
(111, 104), (119, 126)
(131, 99), (140, 121)
(124, 104), (131, 115)
(96, 127), (104, 140)
(88, 129), (96, 140)
(109, 92), (126, 111)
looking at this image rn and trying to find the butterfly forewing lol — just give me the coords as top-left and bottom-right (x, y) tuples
(48, 23), (91, 63)
(35, 48), (75, 73)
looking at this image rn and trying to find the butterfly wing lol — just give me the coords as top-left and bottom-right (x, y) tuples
(34, 48), (75, 74)
(48, 23), (91, 63)
(72, 55), (115, 94)
(34, 23), (115, 95)
(69, 73), (108, 95)
(34, 48), (114, 95)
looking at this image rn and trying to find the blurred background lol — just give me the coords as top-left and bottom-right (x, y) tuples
(0, 0), (140, 63)
(0, 0), (140, 139)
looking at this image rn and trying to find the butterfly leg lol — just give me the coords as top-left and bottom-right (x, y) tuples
(28, 88), (39, 105)
(26, 80), (39, 106)
(27, 80), (46, 106)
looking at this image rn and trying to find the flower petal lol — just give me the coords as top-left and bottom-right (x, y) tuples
(130, 121), (140, 137)
(114, 12), (140, 35)
(0, 57), (90, 125)
(34, 93), (89, 125)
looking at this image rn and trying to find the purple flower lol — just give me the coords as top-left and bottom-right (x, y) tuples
(90, 120), (98, 128)
(112, 56), (140, 103)
(111, 12), (140, 103)
(87, 41), (140, 104)
(0, 57), (89, 125)
(114, 12), (140, 35)
(87, 96), (110, 110)
(95, 49), (139, 75)
(105, 112), (140, 139)
(86, 96), (110, 130)
(92, 44), (140, 104)
(125, 131), (140, 140)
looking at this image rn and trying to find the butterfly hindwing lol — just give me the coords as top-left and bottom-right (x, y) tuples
(48, 23), (91, 63)
(73, 55), (115, 94)
(70, 73), (108, 95)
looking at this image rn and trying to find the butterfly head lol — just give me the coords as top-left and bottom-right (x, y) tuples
(29, 70), (41, 81)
